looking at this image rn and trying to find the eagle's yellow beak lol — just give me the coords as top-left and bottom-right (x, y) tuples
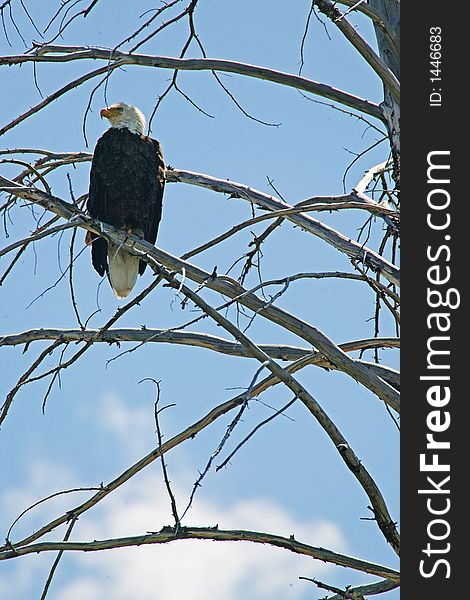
(100, 107), (112, 119)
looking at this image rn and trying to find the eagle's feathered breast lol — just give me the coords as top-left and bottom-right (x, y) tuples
(88, 127), (165, 281)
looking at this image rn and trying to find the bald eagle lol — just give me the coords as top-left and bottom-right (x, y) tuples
(86, 102), (165, 299)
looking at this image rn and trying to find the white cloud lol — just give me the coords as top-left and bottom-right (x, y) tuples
(56, 472), (347, 600)
(0, 554), (53, 600)
(1, 398), (348, 600)
(84, 390), (156, 456)
(0, 460), (79, 600)
(2, 460), (77, 537)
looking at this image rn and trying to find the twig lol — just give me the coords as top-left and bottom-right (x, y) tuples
(0, 340), (64, 426)
(113, 0), (183, 52)
(297, 90), (385, 136)
(129, 0), (196, 53)
(299, 2), (315, 75)
(0, 221), (73, 259)
(41, 0), (101, 45)
(39, 516), (78, 600)
(342, 136), (388, 193)
(43, 0), (78, 34)
(0, 61), (125, 137)
(68, 227), (85, 329)
(0, 276), (162, 426)
(181, 362), (269, 519)
(212, 70), (281, 127)
(5, 0), (26, 46)
(148, 2), (207, 131)
(6, 486), (101, 542)
(299, 576), (362, 599)
(141, 378), (180, 528)
(239, 217), (284, 287)
(216, 396), (298, 471)
(25, 244), (88, 309)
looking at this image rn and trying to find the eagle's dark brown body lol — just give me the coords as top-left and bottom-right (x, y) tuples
(87, 127), (165, 279)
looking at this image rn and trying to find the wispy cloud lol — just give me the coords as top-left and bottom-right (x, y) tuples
(58, 472), (347, 600)
(1, 457), (347, 600)
(1, 392), (348, 600)
(81, 390), (157, 456)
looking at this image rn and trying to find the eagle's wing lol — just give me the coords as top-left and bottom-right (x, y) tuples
(87, 137), (110, 277)
(139, 138), (165, 275)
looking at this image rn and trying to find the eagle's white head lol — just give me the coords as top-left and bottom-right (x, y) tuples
(100, 102), (146, 135)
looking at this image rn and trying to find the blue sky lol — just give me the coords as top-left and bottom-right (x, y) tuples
(0, 2), (399, 598)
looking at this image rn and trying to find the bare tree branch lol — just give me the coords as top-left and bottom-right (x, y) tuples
(0, 61), (125, 136)
(2, 329), (397, 555)
(0, 177), (400, 409)
(0, 222), (75, 258)
(181, 362), (270, 519)
(0, 339), (64, 425)
(159, 268), (399, 552)
(323, 577), (399, 599)
(113, 0), (183, 52)
(5, 486), (102, 543)
(1, 155), (399, 280)
(216, 395), (298, 471)
(39, 516), (78, 600)
(0, 329), (399, 390)
(312, 0), (400, 103)
(0, 526), (400, 582)
(0, 328), (398, 355)
(165, 169), (400, 286)
(300, 575), (363, 599)
(142, 379), (181, 528)
(0, 46), (386, 123)
(336, 0), (398, 49)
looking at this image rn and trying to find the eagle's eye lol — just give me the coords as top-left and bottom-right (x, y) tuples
(117, 106), (124, 112)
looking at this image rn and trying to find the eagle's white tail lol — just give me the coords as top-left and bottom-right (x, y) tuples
(108, 241), (139, 299)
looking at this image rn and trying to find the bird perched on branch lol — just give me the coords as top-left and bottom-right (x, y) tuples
(85, 102), (165, 299)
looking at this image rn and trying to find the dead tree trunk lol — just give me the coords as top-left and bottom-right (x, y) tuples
(369, 0), (400, 184)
